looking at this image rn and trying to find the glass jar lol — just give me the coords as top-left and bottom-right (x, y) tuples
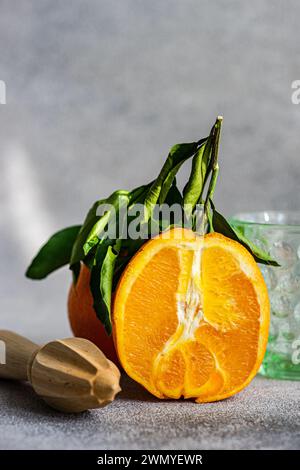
(230, 211), (300, 380)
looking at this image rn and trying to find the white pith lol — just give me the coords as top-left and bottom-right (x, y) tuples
(153, 241), (205, 374)
(176, 245), (204, 342)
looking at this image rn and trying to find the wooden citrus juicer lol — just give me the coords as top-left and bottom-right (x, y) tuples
(0, 330), (121, 413)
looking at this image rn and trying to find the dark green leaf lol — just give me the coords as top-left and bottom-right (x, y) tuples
(90, 240), (121, 335)
(183, 139), (208, 215)
(129, 181), (154, 205)
(210, 202), (279, 266)
(200, 134), (213, 191)
(70, 199), (106, 266)
(84, 190), (129, 253)
(26, 225), (81, 279)
(70, 261), (81, 284)
(144, 141), (200, 216)
(70, 190), (130, 265)
(164, 179), (183, 206)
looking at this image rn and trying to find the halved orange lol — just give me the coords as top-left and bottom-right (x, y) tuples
(113, 228), (270, 402)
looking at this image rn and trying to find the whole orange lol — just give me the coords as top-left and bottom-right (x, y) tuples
(68, 264), (119, 365)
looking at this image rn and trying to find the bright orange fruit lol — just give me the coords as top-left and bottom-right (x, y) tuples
(113, 228), (270, 402)
(68, 264), (119, 365)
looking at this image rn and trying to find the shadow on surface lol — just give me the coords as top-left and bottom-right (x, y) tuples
(117, 374), (161, 402)
(0, 374), (164, 418)
(0, 379), (91, 420)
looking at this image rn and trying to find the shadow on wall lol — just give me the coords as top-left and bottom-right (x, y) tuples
(1, 144), (55, 261)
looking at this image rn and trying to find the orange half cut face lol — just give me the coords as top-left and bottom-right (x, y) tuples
(113, 228), (270, 402)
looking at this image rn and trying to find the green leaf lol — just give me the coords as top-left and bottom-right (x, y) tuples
(200, 134), (213, 193)
(70, 190), (130, 265)
(164, 179), (183, 206)
(184, 120), (220, 216)
(70, 199), (106, 266)
(26, 225), (81, 279)
(183, 139), (208, 216)
(144, 141), (201, 218)
(129, 181), (154, 205)
(202, 118), (222, 206)
(84, 190), (130, 254)
(90, 241), (121, 335)
(210, 202), (279, 266)
(158, 161), (183, 204)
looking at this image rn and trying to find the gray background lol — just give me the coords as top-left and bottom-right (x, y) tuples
(0, 0), (299, 450)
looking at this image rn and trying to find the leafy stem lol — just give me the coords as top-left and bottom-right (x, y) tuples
(202, 116), (222, 229)
(205, 116), (222, 203)
(26, 116), (279, 336)
(192, 116), (222, 233)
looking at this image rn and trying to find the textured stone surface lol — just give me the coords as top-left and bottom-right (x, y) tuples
(0, 0), (300, 450)
(0, 375), (299, 450)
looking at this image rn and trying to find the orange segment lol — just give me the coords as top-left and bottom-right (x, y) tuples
(183, 341), (215, 398)
(113, 228), (270, 402)
(155, 348), (186, 399)
(114, 245), (181, 397)
(201, 244), (261, 331)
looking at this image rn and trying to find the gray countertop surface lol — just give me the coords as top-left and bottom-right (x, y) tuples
(1, 373), (299, 450)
